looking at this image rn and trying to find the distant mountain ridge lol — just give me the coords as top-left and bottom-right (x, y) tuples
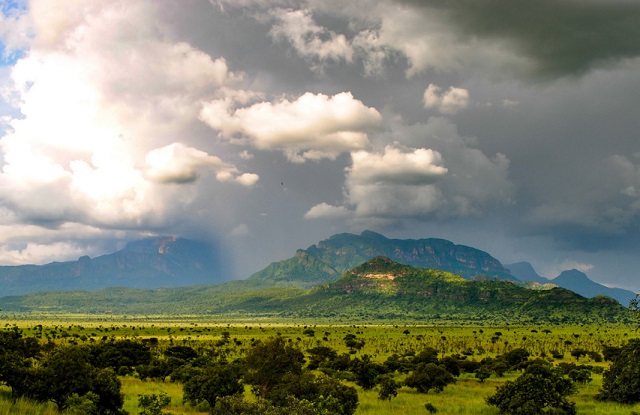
(0, 231), (634, 311)
(506, 262), (636, 306)
(249, 230), (515, 288)
(0, 257), (628, 323)
(0, 237), (226, 297)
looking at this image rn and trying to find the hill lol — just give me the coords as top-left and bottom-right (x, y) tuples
(506, 262), (551, 284)
(506, 262), (636, 306)
(249, 230), (515, 288)
(0, 237), (226, 297)
(0, 257), (629, 323)
(551, 269), (636, 307)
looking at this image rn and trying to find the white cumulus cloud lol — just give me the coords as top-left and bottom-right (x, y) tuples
(0, 0), (257, 234)
(200, 91), (382, 163)
(145, 143), (250, 185)
(306, 118), (514, 221)
(424, 84), (470, 114)
(270, 8), (354, 67)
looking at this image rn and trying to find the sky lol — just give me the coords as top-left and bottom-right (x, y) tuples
(1, 0), (640, 291)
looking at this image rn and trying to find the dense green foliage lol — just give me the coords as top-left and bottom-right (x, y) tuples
(136, 393), (171, 415)
(182, 362), (244, 407)
(487, 363), (577, 414)
(597, 339), (640, 404)
(0, 328), (126, 414)
(404, 362), (456, 393)
(2, 320), (640, 414)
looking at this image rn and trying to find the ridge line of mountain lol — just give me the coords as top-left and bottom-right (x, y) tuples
(0, 256), (630, 323)
(0, 230), (635, 308)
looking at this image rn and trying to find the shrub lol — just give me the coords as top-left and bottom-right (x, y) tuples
(405, 363), (455, 394)
(597, 339), (640, 404)
(486, 363), (576, 414)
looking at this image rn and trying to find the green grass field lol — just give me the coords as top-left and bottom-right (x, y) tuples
(2, 315), (640, 414)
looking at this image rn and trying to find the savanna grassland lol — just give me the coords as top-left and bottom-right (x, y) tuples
(1, 313), (640, 415)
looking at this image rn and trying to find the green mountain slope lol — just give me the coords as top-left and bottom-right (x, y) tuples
(292, 257), (627, 322)
(0, 257), (629, 323)
(249, 230), (515, 288)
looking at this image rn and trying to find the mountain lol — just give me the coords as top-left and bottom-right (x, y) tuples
(249, 230), (515, 288)
(297, 257), (626, 322)
(0, 257), (628, 323)
(550, 269), (636, 307)
(507, 262), (636, 307)
(506, 262), (550, 284)
(0, 237), (226, 297)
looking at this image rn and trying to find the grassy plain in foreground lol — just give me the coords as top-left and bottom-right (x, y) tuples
(2, 316), (640, 414)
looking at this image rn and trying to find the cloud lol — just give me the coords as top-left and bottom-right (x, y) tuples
(307, 144), (447, 220)
(304, 203), (350, 219)
(349, 145), (447, 186)
(0, 241), (93, 265)
(0, 0), (257, 234)
(200, 91), (381, 162)
(345, 144), (448, 218)
(382, 0), (640, 79)
(211, 0), (640, 83)
(423, 84), (470, 114)
(235, 173), (260, 187)
(145, 142), (252, 185)
(270, 8), (353, 67)
(0, 1), (31, 64)
(306, 118), (514, 221)
(230, 223), (250, 236)
(523, 153), (640, 241)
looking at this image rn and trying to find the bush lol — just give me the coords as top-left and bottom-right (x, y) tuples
(138, 393), (171, 415)
(486, 363), (576, 414)
(405, 363), (455, 394)
(182, 362), (244, 408)
(597, 339), (640, 403)
(377, 374), (399, 401)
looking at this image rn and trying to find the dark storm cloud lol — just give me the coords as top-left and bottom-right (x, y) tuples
(2, 0), (640, 292)
(401, 0), (640, 78)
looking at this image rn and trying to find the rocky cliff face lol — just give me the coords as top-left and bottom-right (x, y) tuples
(249, 230), (514, 288)
(0, 237), (226, 297)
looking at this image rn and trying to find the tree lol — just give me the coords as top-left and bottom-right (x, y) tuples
(244, 336), (305, 399)
(164, 345), (198, 361)
(313, 374), (358, 415)
(404, 363), (455, 394)
(486, 363), (577, 415)
(597, 339), (640, 403)
(475, 367), (491, 383)
(349, 355), (386, 390)
(306, 346), (337, 370)
(138, 393), (171, 415)
(412, 348), (439, 366)
(377, 374), (399, 401)
(343, 334), (365, 352)
(424, 403), (438, 414)
(568, 369), (592, 385)
(89, 340), (151, 374)
(8, 345), (126, 414)
(0, 327), (41, 388)
(570, 348), (588, 361)
(182, 362), (244, 408)
(500, 348), (530, 369)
